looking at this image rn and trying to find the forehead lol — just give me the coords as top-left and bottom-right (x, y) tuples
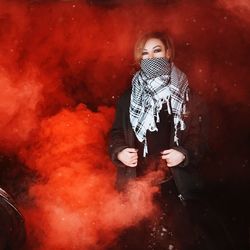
(143, 38), (165, 50)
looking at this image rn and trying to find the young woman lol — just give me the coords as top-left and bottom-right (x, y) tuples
(108, 31), (235, 250)
(108, 31), (204, 197)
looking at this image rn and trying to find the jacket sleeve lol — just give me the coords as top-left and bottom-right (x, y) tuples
(108, 97), (129, 168)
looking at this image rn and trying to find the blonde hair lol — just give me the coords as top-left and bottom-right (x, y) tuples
(134, 31), (175, 64)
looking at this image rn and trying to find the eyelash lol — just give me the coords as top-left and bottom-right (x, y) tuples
(142, 49), (162, 56)
(154, 49), (162, 53)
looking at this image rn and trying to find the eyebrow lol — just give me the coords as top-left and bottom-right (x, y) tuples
(143, 45), (162, 51)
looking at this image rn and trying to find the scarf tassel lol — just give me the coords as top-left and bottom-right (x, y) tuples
(166, 96), (172, 115)
(143, 139), (148, 157)
(186, 89), (189, 102)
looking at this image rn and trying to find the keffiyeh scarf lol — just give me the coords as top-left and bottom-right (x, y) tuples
(129, 57), (189, 157)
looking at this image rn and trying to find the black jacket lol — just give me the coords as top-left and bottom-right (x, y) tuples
(108, 88), (208, 200)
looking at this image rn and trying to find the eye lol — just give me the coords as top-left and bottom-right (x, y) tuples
(142, 51), (148, 56)
(154, 48), (162, 53)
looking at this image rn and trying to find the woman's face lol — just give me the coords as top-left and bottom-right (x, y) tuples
(141, 38), (167, 60)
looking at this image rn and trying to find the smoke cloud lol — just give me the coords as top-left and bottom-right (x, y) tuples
(0, 0), (249, 249)
(217, 0), (250, 24)
(20, 105), (159, 249)
(0, 67), (41, 152)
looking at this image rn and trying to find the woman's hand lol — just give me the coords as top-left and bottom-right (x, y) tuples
(117, 148), (138, 167)
(161, 149), (185, 167)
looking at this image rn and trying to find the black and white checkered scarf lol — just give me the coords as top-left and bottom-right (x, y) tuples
(130, 57), (189, 156)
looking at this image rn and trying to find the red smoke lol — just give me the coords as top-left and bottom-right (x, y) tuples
(0, 0), (250, 249)
(217, 0), (250, 24)
(20, 105), (159, 249)
(1, 0), (250, 108)
(0, 67), (42, 152)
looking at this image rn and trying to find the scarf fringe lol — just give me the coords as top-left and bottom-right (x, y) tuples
(143, 139), (148, 157)
(130, 61), (189, 157)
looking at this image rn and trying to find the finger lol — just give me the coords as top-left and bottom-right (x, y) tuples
(127, 162), (137, 167)
(125, 154), (138, 162)
(161, 154), (170, 160)
(128, 158), (138, 164)
(131, 161), (137, 166)
(168, 158), (180, 166)
(161, 149), (172, 155)
(130, 155), (138, 161)
(162, 160), (169, 166)
(128, 152), (138, 157)
(167, 161), (179, 167)
(167, 163), (175, 167)
(126, 148), (138, 153)
(161, 155), (167, 160)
